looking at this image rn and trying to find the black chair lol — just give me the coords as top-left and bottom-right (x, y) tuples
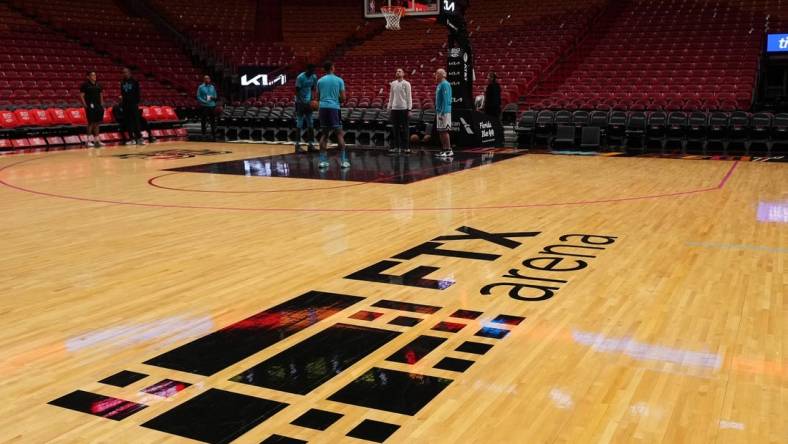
(665, 111), (688, 152)
(552, 124), (576, 149)
(589, 110), (609, 142)
(686, 111), (708, 153)
(625, 111), (647, 150)
(646, 111), (667, 152)
(580, 126), (601, 151)
(501, 103), (519, 125)
(707, 112), (730, 154)
(727, 111), (750, 155)
(770, 113), (788, 154)
(572, 110), (590, 129)
(749, 112), (772, 155)
(606, 111), (627, 148)
(534, 110), (555, 146)
(515, 110), (537, 147)
(555, 110), (572, 126)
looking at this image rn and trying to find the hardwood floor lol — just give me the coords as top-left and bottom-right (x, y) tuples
(0, 142), (784, 443)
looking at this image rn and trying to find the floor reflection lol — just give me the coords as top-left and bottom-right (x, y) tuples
(167, 148), (527, 184)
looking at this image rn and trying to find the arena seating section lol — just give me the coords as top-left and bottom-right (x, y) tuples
(253, 0), (606, 109)
(526, 0), (765, 112)
(10, 0), (200, 98)
(149, 0), (370, 71)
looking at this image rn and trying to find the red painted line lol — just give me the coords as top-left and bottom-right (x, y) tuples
(147, 172), (367, 193)
(0, 156), (740, 214)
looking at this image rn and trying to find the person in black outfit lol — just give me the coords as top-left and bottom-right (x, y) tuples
(79, 71), (105, 147)
(120, 67), (144, 145)
(483, 72), (501, 119)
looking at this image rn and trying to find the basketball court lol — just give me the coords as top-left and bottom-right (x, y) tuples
(1, 0), (787, 442)
(0, 140), (784, 443)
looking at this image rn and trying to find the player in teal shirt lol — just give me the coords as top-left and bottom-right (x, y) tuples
(315, 61), (349, 169)
(294, 64), (317, 153)
(434, 68), (453, 157)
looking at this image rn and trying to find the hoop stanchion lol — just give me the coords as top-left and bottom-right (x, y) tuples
(381, 6), (406, 30)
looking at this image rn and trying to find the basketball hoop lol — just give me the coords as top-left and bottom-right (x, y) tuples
(381, 6), (406, 30)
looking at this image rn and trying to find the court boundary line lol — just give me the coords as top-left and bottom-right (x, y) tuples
(0, 156), (740, 213)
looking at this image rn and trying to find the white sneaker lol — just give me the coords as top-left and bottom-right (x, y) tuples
(435, 150), (454, 158)
(137, 139), (147, 145)
(340, 160), (351, 169)
(95, 141), (106, 147)
(318, 160), (330, 169)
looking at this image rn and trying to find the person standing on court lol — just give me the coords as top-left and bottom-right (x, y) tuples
(197, 75), (218, 141)
(80, 71), (105, 147)
(434, 68), (453, 158)
(387, 68), (412, 154)
(315, 61), (350, 169)
(120, 67), (144, 145)
(294, 64), (318, 154)
(484, 72), (501, 119)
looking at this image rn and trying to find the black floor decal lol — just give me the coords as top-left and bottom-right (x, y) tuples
(98, 370), (147, 387)
(290, 408), (343, 431)
(386, 335), (447, 364)
(141, 388), (288, 444)
(346, 419), (401, 443)
(144, 291), (364, 376)
(328, 367), (453, 416)
(49, 390), (147, 421)
(231, 323), (400, 394)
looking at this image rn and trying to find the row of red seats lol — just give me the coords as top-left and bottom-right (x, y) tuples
(0, 106), (180, 129)
(0, 129), (188, 150)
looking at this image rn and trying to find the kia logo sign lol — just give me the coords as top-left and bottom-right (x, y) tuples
(241, 73), (287, 87)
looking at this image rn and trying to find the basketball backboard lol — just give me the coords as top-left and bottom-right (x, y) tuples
(365, 0), (438, 18)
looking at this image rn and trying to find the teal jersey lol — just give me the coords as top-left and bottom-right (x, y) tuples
(317, 74), (345, 110)
(435, 79), (452, 114)
(295, 72), (317, 103)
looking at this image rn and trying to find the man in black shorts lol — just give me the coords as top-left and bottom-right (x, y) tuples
(79, 71), (105, 147)
(120, 67), (144, 145)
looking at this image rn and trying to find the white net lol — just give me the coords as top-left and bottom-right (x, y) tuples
(381, 6), (405, 30)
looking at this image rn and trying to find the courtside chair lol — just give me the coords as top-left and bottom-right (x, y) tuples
(749, 113), (773, 156)
(606, 111), (627, 149)
(685, 111), (708, 153)
(646, 111), (668, 152)
(515, 111), (537, 148)
(728, 111), (751, 155)
(706, 112), (730, 154)
(552, 125), (576, 149)
(625, 111), (647, 152)
(534, 110), (555, 146)
(665, 111), (689, 152)
(770, 113), (788, 154)
(580, 126), (602, 151)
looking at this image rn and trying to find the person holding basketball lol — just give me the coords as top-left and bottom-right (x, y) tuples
(434, 68), (453, 158)
(387, 68), (412, 154)
(315, 61), (349, 169)
(294, 64), (318, 153)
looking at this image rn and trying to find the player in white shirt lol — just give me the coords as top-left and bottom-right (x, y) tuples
(387, 68), (413, 154)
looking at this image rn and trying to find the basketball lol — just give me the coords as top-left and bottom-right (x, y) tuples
(310, 100), (319, 111)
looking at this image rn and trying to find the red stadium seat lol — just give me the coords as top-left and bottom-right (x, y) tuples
(47, 108), (70, 125)
(149, 106), (165, 121)
(13, 109), (35, 127)
(65, 108), (87, 125)
(161, 106), (178, 121)
(103, 107), (114, 123)
(0, 138), (12, 150)
(0, 110), (20, 128)
(31, 108), (53, 126)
